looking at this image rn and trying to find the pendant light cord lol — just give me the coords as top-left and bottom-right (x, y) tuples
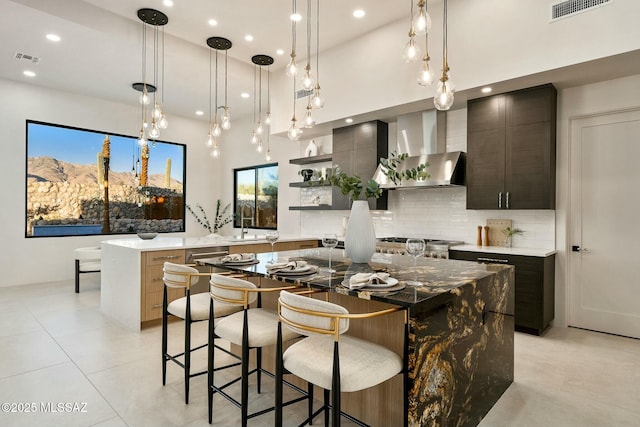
(214, 48), (218, 121)
(224, 49), (228, 108)
(306, 0), (311, 69)
(315, 0), (320, 79)
(208, 47), (212, 129)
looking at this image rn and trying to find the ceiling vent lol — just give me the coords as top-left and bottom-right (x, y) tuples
(550, 0), (612, 21)
(296, 88), (314, 99)
(14, 52), (40, 64)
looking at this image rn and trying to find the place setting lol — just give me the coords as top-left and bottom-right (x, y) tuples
(265, 259), (318, 276)
(214, 253), (260, 266)
(341, 271), (405, 293)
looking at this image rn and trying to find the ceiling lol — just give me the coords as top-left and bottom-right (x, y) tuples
(0, 0), (409, 123)
(2, 0), (640, 136)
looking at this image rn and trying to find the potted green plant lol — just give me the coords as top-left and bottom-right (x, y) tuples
(378, 151), (431, 185)
(502, 226), (524, 248)
(186, 200), (233, 236)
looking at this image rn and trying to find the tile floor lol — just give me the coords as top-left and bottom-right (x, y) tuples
(0, 276), (639, 427)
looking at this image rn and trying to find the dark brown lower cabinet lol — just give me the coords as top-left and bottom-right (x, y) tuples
(449, 250), (555, 335)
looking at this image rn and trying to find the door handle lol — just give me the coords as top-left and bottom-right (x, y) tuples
(506, 192), (510, 209)
(498, 192), (502, 209)
(572, 245), (589, 253)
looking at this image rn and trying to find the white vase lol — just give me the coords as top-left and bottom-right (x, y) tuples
(305, 139), (319, 157)
(344, 200), (376, 263)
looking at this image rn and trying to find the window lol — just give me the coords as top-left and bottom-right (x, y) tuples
(234, 163), (278, 230)
(25, 120), (186, 237)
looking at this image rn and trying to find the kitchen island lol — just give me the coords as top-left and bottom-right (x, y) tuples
(202, 248), (514, 427)
(100, 236), (318, 330)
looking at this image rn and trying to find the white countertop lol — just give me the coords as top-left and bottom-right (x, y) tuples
(101, 235), (319, 251)
(451, 244), (557, 257)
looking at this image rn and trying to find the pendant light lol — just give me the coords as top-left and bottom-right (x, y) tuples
(265, 63), (272, 161)
(413, 0), (431, 35)
(251, 55), (274, 152)
(434, 0), (454, 110)
(206, 36), (232, 158)
(301, 0), (314, 91)
(311, 0), (324, 108)
(135, 8), (169, 143)
(403, 1), (420, 63)
(286, 0), (298, 77)
(221, 47), (231, 130)
(288, 75), (302, 141)
(417, 0), (434, 86)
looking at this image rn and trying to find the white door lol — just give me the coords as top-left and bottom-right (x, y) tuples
(568, 108), (640, 339)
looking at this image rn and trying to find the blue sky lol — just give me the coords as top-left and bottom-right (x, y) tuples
(27, 122), (184, 182)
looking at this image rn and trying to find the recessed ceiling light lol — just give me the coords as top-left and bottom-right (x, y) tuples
(23, 70), (36, 77)
(163, 0), (174, 6)
(195, 110), (204, 116)
(481, 87), (492, 94)
(290, 13), (302, 22)
(208, 18), (218, 26)
(345, 118), (353, 123)
(353, 9), (365, 18)
(240, 92), (250, 99)
(46, 33), (61, 42)
(244, 34), (254, 42)
(276, 49), (285, 56)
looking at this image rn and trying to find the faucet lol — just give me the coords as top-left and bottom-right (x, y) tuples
(239, 210), (248, 239)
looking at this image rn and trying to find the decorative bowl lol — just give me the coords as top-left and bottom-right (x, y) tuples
(137, 232), (158, 240)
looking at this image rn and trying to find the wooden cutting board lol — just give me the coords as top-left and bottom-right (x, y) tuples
(486, 219), (512, 247)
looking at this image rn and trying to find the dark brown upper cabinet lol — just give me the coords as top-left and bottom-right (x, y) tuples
(466, 84), (557, 210)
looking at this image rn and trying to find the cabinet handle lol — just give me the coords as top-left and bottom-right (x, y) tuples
(189, 251), (229, 260)
(152, 278), (163, 282)
(498, 192), (502, 209)
(152, 255), (180, 261)
(506, 192), (510, 209)
(152, 304), (162, 308)
(477, 257), (510, 264)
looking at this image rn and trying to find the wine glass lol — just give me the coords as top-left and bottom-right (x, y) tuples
(265, 230), (279, 263)
(322, 233), (338, 274)
(405, 238), (426, 286)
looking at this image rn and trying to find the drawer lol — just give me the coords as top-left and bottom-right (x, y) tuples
(145, 250), (184, 266)
(144, 288), (185, 321)
(145, 264), (166, 293)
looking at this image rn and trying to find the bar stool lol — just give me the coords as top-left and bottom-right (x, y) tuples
(73, 246), (101, 293)
(162, 263), (241, 404)
(208, 273), (306, 426)
(275, 290), (408, 427)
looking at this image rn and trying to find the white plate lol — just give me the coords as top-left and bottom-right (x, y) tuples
(269, 266), (316, 276)
(341, 277), (399, 289)
(221, 258), (259, 266)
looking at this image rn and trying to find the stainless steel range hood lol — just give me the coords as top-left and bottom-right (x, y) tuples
(372, 110), (466, 189)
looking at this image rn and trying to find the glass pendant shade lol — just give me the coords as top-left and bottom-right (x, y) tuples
(303, 111), (315, 128)
(152, 103), (161, 119)
(221, 108), (231, 130)
(434, 79), (454, 110)
(256, 142), (263, 153)
(403, 37), (420, 63)
(256, 120), (263, 135)
(265, 111), (271, 125)
(148, 122), (160, 138)
(265, 149), (272, 161)
(312, 84), (324, 108)
(288, 118), (302, 141)
(158, 113), (168, 129)
(417, 58), (434, 86)
(211, 145), (220, 158)
(413, 8), (431, 35)
(206, 132), (214, 147)
(212, 122), (221, 137)
(250, 132), (258, 144)
(137, 130), (147, 147)
(139, 91), (151, 105)
(301, 67), (314, 90)
(286, 56), (297, 76)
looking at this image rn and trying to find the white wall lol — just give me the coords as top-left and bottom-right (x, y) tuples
(0, 79), (211, 287)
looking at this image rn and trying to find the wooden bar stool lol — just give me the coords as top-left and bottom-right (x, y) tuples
(162, 263), (242, 404)
(275, 290), (409, 427)
(208, 274), (307, 426)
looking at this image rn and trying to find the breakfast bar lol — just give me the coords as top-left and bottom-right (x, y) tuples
(202, 248), (515, 427)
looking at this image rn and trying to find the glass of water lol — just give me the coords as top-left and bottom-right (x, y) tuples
(322, 233), (339, 273)
(405, 238), (426, 286)
(265, 230), (279, 263)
